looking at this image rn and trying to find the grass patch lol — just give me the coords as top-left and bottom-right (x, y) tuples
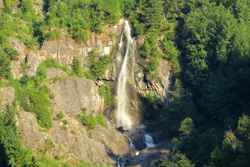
(146, 91), (159, 104)
(17, 78), (53, 129)
(87, 51), (112, 80)
(78, 111), (106, 129)
(36, 58), (70, 81)
(99, 84), (113, 107)
(11, 59), (68, 129)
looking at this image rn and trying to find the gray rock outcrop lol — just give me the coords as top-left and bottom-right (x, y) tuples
(0, 87), (15, 112)
(18, 110), (129, 165)
(46, 68), (67, 79)
(49, 77), (103, 116)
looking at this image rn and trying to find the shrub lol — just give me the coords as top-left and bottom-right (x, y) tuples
(16, 66), (54, 129)
(36, 58), (69, 81)
(179, 117), (194, 136)
(19, 80), (53, 129)
(0, 104), (33, 167)
(88, 52), (112, 79)
(0, 51), (11, 79)
(3, 0), (16, 13)
(4, 47), (18, 60)
(72, 56), (83, 77)
(78, 111), (106, 129)
(56, 112), (64, 120)
(146, 91), (159, 104)
(78, 112), (97, 129)
(95, 115), (106, 127)
(34, 156), (61, 167)
(99, 84), (113, 107)
(161, 36), (180, 72)
(154, 152), (194, 167)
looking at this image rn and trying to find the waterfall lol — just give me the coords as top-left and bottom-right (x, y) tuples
(124, 134), (135, 150)
(144, 134), (155, 148)
(116, 20), (134, 130)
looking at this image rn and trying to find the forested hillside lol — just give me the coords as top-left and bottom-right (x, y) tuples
(0, 0), (250, 167)
(126, 0), (250, 166)
(131, 0), (250, 167)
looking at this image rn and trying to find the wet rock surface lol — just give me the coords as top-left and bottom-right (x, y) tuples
(116, 145), (170, 167)
(89, 124), (129, 155)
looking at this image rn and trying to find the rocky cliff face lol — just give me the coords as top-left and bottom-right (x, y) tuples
(18, 110), (128, 165)
(10, 20), (123, 79)
(0, 87), (15, 112)
(0, 0), (3, 9)
(49, 76), (103, 116)
(0, 19), (172, 166)
(16, 72), (129, 165)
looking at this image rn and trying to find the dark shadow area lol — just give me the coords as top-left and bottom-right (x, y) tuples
(0, 144), (9, 167)
(42, 0), (50, 16)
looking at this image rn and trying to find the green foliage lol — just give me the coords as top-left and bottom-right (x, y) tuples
(129, 0), (166, 35)
(88, 52), (112, 79)
(99, 84), (113, 107)
(0, 104), (33, 167)
(3, 47), (18, 60)
(78, 111), (106, 129)
(179, 117), (194, 136)
(3, 0), (16, 13)
(0, 49), (11, 79)
(34, 157), (61, 167)
(36, 58), (69, 81)
(56, 112), (64, 120)
(154, 152), (195, 167)
(130, 0), (176, 75)
(45, 0), (123, 41)
(0, 45), (18, 80)
(18, 78), (52, 129)
(157, 1), (250, 167)
(162, 36), (180, 72)
(72, 56), (83, 77)
(0, 12), (38, 48)
(12, 59), (67, 129)
(146, 91), (159, 104)
(20, 0), (37, 22)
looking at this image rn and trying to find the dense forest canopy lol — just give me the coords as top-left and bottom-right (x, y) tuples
(0, 0), (250, 167)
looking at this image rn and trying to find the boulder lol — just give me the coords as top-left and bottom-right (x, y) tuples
(46, 68), (67, 80)
(0, 0), (3, 8)
(40, 37), (81, 65)
(89, 123), (129, 155)
(25, 52), (44, 77)
(0, 87), (15, 111)
(135, 59), (171, 101)
(18, 109), (130, 165)
(51, 117), (114, 164)
(18, 111), (46, 150)
(49, 77), (103, 116)
(10, 38), (26, 79)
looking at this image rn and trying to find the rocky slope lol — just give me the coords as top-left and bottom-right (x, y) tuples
(0, 19), (172, 166)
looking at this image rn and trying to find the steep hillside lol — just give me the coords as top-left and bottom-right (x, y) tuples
(1, 1), (250, 167)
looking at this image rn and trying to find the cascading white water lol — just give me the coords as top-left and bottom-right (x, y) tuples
(144, 134), (155, 148)
(116, 20), (134, 130)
